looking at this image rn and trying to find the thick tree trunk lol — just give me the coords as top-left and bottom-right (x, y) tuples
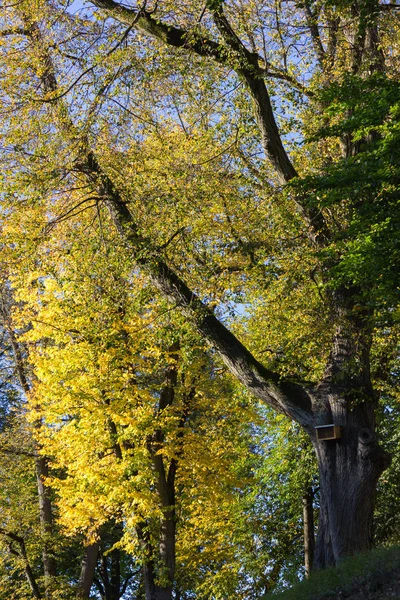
(309, 308), (391, 568)
(313, 420), (389, 567)
(143, 562), (173, 600)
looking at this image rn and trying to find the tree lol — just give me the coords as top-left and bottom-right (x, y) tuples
(13, 213), (282, 599)
(0, 0), (399, 576)
(0, 282), (104, 599)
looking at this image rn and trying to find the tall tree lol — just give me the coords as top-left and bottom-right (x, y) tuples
(0, 0), (399, 575)
(0, 283), (102, 599)
(14, 214), (276, 599)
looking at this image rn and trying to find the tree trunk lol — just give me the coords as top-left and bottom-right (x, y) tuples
(309, 309), (391, 568)
(143, 561), (173, 600)
(312, 408), (390, 568)
(77, 542), (99, 598)
(303, 487), (315, 578)
(35, 456), (57, 587)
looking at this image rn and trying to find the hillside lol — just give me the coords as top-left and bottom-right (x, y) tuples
(266, 547), (400, 600)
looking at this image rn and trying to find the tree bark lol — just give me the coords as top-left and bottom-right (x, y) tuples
(142, 562), (173, 600)
(77, 543), (99, 598)
(313, 421), (389, 567)
(35, 456), (57, 587)
(309, 306), (391, 568)
(303, 487), (315, 577)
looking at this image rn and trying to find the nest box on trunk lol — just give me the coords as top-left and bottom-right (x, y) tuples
(315, 424), (341, 441)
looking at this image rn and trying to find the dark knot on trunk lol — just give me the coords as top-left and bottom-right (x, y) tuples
(358, 428), (376, 446)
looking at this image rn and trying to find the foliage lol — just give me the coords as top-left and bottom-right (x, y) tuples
(291, 73), (400, 312)
(0, 0), (400, 594)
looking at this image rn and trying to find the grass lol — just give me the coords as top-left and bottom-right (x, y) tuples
(264, 546), (400, 600)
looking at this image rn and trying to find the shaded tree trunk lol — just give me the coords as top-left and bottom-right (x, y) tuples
(309, 307), (391, 568)
(303, 487), (315, 577)
(138, 346), (182, 600)
(77, 542), (99, 598)
(312, 407), (390, 568)
(143, 561), (174, 600)
(35, 456), (57, 588)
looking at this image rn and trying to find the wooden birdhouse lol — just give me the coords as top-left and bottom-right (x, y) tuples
(315, 424), (341, 441)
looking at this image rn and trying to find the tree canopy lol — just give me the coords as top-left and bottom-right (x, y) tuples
(0, 0), (399, 597)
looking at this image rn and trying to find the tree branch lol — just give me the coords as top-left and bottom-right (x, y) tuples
(303, 1), (326, 66)
(0, 529), (42, 599)
(85, 1), (326, 239)
(92, 159), (313, 425)
(20, 8), (314, 427)
(211, 8), (298, 184)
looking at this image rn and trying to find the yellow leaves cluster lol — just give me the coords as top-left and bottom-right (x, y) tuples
(7, 203), (260, 588)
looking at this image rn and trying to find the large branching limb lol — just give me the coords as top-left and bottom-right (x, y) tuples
(0, 528), (42, 599)
(87, 0), (329, 242)
(211, 8), (298, 185)
(208, 8), (329, 241)
(96, 170), (313, 426)
(20, 9), (314, 427)
(89, 0), (299, 183)
(28, 0), (325, 242)
(88, 0), (229, 61)
(87, 0), (312, 98)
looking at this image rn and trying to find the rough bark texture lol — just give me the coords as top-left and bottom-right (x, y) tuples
(308, 305), (391, 567)
(313, 422), (387, 568)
